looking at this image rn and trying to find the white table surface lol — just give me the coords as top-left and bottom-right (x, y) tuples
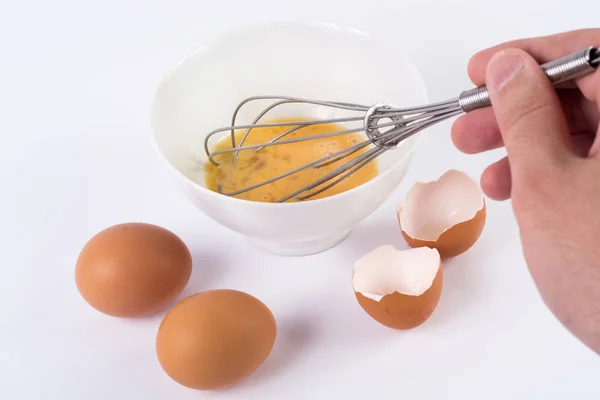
(1, 0), (599, 398)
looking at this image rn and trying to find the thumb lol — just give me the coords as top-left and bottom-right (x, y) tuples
(485, 49), (574, 182)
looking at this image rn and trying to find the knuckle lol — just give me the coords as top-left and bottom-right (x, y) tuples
(512, 192), (551, 231)
(513, 158), (550, 187)
(511, 168), (561, 217)
(511, 186), (542, 218)
(498, 92), (555, 136)
(511, 166), (574, 230)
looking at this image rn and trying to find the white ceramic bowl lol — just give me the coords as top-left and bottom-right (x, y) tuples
(150, 21), (428, 256)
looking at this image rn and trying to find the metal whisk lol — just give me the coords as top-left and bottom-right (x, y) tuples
(205, 46), (599, 203)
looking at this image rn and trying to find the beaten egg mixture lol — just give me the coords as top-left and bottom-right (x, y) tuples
(205, 118), (379, 202)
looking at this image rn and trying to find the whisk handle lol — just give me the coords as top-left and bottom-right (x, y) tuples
(458, 46), (599, 113)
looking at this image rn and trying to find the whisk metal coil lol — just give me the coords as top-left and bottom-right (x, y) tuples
(204, 46), (599, 203)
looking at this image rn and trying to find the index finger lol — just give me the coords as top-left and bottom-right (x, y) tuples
(468, 28), (600, 102)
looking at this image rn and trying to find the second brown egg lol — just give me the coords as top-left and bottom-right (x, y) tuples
(156, 289), (277, 390)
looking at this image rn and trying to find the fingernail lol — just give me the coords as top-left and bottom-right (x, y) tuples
(487, 51), (524, 91)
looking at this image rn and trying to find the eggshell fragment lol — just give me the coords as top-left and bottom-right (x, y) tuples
(352, 245), (442, 330)
(75, 222), (192, 318)
(397, 169), (486, 258)
(156, 289), (276, 391)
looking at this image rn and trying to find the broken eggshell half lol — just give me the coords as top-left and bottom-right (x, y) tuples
(397, 169), (486, 259)
(352, 245), (443, 330)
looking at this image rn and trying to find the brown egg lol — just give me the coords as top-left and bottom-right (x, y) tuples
(397, 169), (486, 259)
(75, 222), (192, 318)
(352, 245), (443, 330)
(156, 289), (276, 390)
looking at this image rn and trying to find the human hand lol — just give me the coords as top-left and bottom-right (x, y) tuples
(451, 29), (600, 354)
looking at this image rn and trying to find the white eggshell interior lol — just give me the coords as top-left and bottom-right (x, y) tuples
(398, 169), (484, 241)
(352, 245), (441, 301)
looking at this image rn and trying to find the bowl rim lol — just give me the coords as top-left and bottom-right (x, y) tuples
(149, 20), (428, 209)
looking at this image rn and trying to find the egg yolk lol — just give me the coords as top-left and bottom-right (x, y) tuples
(204, 118), (379, 202)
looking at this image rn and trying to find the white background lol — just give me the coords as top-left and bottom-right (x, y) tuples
(1, 0), (599, 399)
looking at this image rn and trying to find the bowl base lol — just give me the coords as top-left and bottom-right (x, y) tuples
(248, 230), (352, 256)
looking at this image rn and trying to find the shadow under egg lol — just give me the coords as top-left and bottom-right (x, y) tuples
(224, 314), (318, 391)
